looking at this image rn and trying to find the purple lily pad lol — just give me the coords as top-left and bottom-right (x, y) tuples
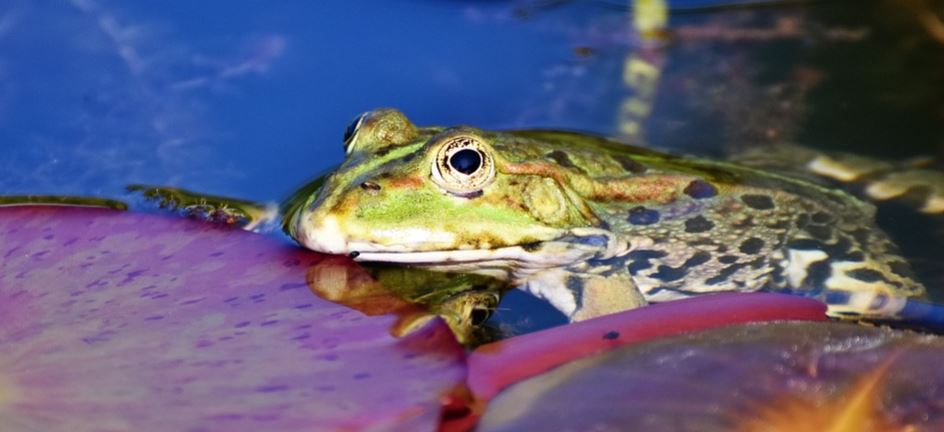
(478, 322), (944, 431)
(0, 206), (465, 431)
(467, 292), (827, 401)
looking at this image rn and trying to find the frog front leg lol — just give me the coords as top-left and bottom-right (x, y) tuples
(523, 263), (647, 322)
(126, 184), (279, 231)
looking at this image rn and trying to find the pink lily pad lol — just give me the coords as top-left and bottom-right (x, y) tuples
(478, 322), (944, 431)
(0, 206), (465, 431)
(467, 292), (827, 401)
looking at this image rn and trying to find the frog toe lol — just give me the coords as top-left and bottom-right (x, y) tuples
(126, 184), (277, 230)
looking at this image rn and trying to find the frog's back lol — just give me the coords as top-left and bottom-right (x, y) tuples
(505, 130), (926, 318)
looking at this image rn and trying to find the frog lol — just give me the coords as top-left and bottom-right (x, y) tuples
(279, 108), (943, 325)
(29, 108), (941, 334)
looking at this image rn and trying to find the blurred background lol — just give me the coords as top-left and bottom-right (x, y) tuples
(3, 0), (943, 202)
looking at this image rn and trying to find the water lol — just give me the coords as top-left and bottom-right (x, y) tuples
(4, 1), (941, 195)
(1, 0), (607, 200)
(2, 0), (943, 332)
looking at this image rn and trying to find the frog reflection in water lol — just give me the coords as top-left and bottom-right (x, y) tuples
(134, 109), (943, 337)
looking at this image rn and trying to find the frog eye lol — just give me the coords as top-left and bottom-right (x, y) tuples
(431, 135), (495, 196)
(342, 113), (366, 154)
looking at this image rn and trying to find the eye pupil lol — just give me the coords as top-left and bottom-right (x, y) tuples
(449, 149), (482, 175)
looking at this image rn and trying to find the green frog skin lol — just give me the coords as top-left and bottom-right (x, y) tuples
(285, 108), (937, 323)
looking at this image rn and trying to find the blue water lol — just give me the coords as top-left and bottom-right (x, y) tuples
(4, 1), (941, 199)
(1, 0), (631, 201)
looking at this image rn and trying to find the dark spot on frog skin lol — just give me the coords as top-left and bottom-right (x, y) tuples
(793, 236), (866, 264)
(628, 206), (660, 225)
(794, 213), (811, 229)
(786, 238), (823, 251)
(805, 224), (833, 241)
(749, 256), (767, 269)
(683, 180), (717, 199)
(612, 155), (647, 174)
(738, 237), (765, 255)
(801, 260), (833, 294)
(848, 228), (872, 247)
(846, 268), (887, 283)
(546, 150), (580, 170)
(811, 211), (833, 224)
(520, 241), (543, 252)
(627, 250), (668, 275)
(684, 215), (714, 233)
(684, 251), (712, 267)
(718, 255), (738, 264)
(889, 260), (916, 279)
(566, 276), (585, 311)
(705, 262), (749, 285)
(741, 194), (776, 210)
(653, 265), (687, 282)
(602, 331), (620, 340)
(844, 251), (865, 262)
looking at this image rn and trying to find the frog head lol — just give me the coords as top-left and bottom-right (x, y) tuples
(287, 109), (628, 279)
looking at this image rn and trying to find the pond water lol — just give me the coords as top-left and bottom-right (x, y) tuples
(3, 0), (943, 336)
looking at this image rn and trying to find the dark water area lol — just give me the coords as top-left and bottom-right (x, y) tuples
(2, 0), (943, 333)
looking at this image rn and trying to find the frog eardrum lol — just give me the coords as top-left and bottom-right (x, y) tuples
(431, 135), (495, 196)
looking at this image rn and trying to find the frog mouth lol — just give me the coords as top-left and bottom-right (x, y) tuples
(353, 247), (589, 268)
(296, 214), (626, 274)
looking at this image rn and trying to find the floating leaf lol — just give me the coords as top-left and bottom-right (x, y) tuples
(478, 322), (944, 432)
(0, 206), (466, 431)
(467, 292), (828, 400)
(736, 348), (904, 432)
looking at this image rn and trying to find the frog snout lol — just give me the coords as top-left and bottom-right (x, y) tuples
(295, 211), (351, 255)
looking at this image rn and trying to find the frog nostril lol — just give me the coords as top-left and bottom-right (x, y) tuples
(360, 182), (381, 191)
(470, 307), (491, 326)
